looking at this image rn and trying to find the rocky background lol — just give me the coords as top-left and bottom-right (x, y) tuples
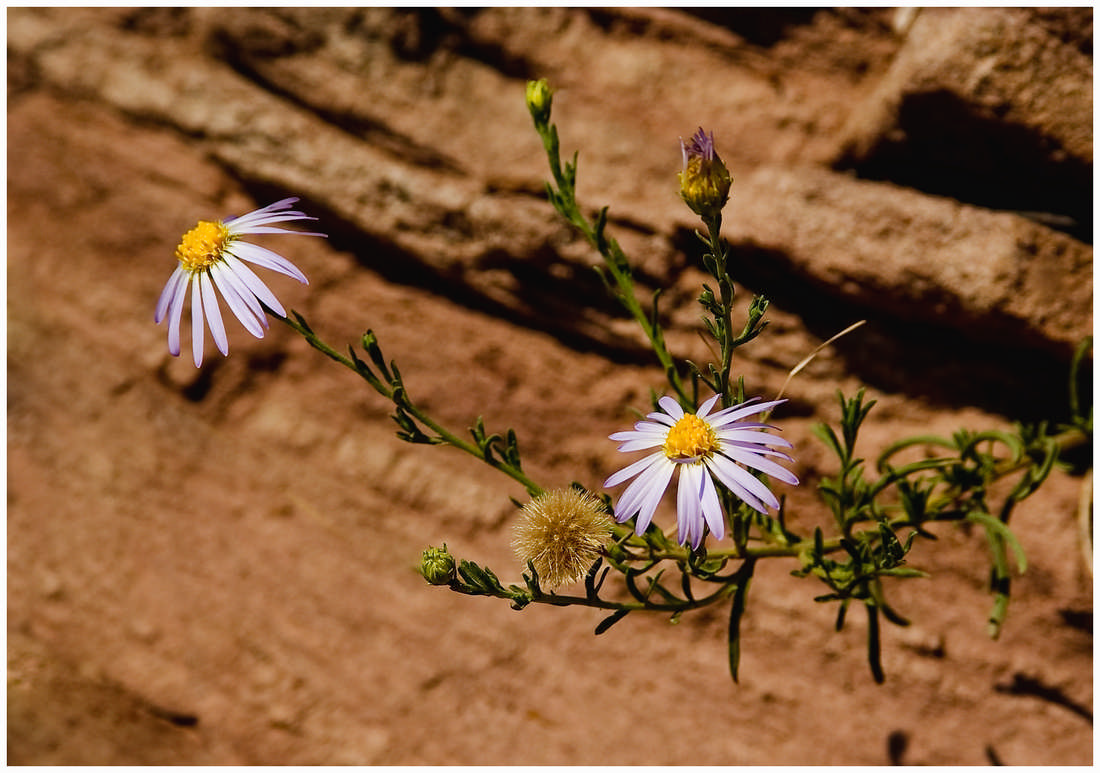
(7, 7), (1093, 765)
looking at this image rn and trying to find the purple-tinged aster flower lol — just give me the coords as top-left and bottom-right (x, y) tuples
(678, 127), (732, 219)
(155, 197), (325, 367)
(605, 394), (798, 550)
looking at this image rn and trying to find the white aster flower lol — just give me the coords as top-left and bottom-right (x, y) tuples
(604, 394), (798, 549)
(154, 197), (325, 367)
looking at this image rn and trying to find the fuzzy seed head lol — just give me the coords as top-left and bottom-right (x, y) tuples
(512, 488), (611, 589)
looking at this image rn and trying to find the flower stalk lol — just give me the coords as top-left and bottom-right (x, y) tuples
(526, 80), (692, 406)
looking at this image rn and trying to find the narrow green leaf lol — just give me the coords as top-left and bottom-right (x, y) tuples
(835, 598), (849, 631)
(584, 557), (608, 599)
(726, 558), (756, 684)
(457, 560), (488, 590)
(594, 206), (609, 252)
(291, 310), (313, 333)
(968, 511), (1027, 574)
(524, 560), (543, 597)
(505, 428), (523, 468)
(360, 329), (391, 378)
(866, 603), (885, 684)
(869, 579), (911, 626)
(812, 423), (845, 461)
(594, 608), (630, 635)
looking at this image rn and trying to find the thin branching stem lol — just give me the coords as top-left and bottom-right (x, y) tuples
(277, 311), (545, 496)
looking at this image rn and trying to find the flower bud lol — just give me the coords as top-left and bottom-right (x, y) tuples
(525, 79), (553, 125)
(419, 544), (456, 585)
(678, 127), (731, 220)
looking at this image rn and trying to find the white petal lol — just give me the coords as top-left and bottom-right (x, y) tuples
(166, 271), (189, 357)
(209, 262), (266, 338)
(228, 212), (313, 229)
(609, 465), (667, 524)
(609, 424), (667, 443)
(609, 471), (652, 522)
(231, 222), (325, 237)
(718, 421), (774, 430)
(677, 464), (706, 549)
(704, 455), (777, 513)
(229, 225), (323, 237)
(611, 455), (672, 528)
(221, 252), (286, 316)
(695, 394), (721, 418)
(614, 438), (668, 453)
(191, 276), (205, 367)
(199, 273), (228, 356)
(644, 411), (676, 427)
(224, 198), (301, 228)
(657, 395), (684, 420)
(226, 240), (309, 284)
(155, 266), (187, 323)
(716, 429), (793, 448)
(629, 460), (675, 534)
(721, 447), (800, 486)
(699, 469), (725, 540)
(634, 419), (672, 434)
(219, 263), (270, 330)
(709, 398), (787, 426)
(605, 451), (665, 488)
(722, 440), (794, 460)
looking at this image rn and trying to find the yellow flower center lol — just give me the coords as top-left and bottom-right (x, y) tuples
(175, 220), (230, 272)
(663, 413), (718, 462)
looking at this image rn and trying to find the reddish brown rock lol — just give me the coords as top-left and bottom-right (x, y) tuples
(726, 164), (1092, 354)
(831, 7), (1092, 240)
(7, 7), (1092, 766)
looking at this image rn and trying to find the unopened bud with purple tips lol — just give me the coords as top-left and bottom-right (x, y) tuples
(678, 128), (732, 220)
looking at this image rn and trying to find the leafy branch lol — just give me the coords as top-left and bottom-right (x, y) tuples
(278, 312), (543, 498)
(276, 80), (1091, 687)
(527, 82), (693, 406)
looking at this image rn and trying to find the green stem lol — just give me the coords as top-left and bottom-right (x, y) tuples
(454, 571), (742, 614)
(703, 213), (737, 405)
(533, 118), (691, 405)
(277, 312), (545, 497)
(881, 427), (1088, 517)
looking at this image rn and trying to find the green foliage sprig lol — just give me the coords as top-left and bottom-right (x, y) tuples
(278, 79), (1091, 685)
(280, 313), (543, 498)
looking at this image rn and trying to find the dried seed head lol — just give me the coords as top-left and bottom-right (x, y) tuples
(512, 488), (611, 589)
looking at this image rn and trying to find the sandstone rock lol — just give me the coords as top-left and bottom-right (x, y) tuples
(11, 7), (1089, 363)
(831, 7), (1093, 241)
(725, 165), (1092, 355)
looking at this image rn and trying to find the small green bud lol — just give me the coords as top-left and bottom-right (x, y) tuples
(419, 544), (456, 585)
(525, 79), (553, 125)
(678, 128), (731, 220)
